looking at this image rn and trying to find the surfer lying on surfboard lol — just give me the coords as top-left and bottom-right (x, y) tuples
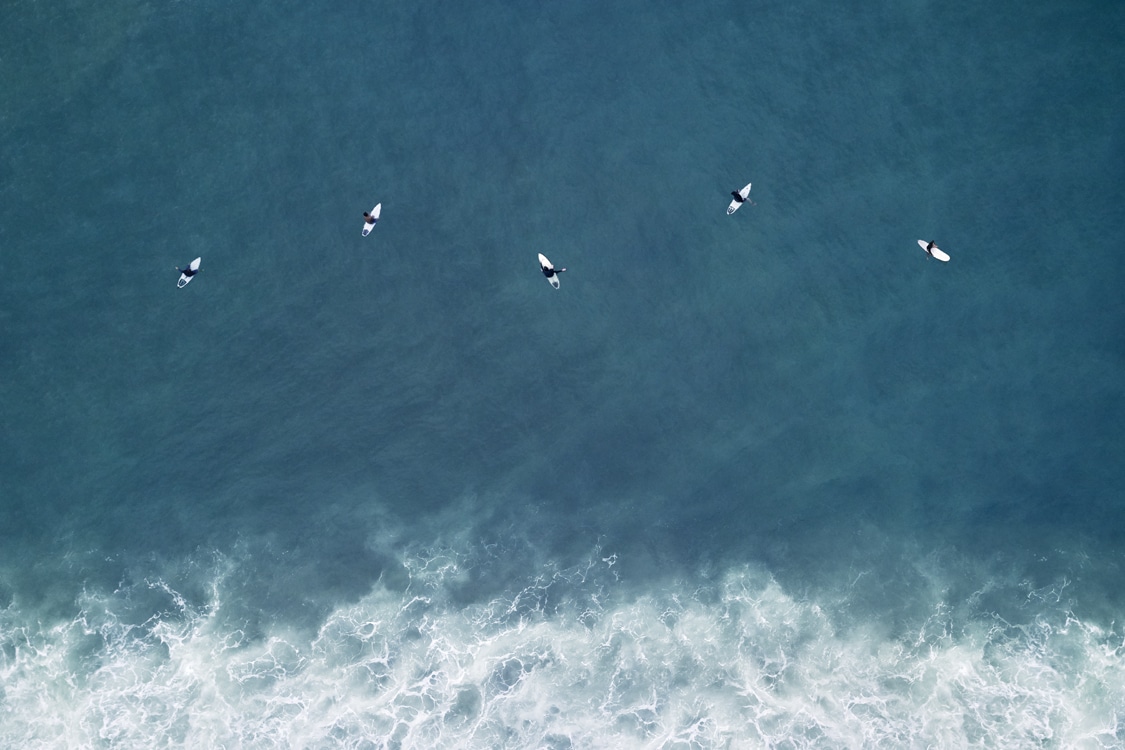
(730, 190), (755, 207)
(537, 253), (565, 289)
(176, 257), (202, 288)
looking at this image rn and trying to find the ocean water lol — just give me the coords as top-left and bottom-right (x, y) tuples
(2, 0), (1124, 747)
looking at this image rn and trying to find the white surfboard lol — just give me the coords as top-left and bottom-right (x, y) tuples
(538, 252), (560, 289)
(727, 183), (752, 215)
(917, 239), (950, 262)
(177, 257), (201, 288)
(362, 203), (381, 237)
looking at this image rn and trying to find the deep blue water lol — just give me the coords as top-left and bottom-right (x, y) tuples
(2, 1), (1124, 746)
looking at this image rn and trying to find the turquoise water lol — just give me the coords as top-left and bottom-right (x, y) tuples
(2, 0), (1124, 746)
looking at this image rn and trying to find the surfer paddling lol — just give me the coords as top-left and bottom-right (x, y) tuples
(727, 182), (754, 214)
(537, 253), (565, 288)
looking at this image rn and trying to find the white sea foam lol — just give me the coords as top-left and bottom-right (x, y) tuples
(1, 546), (1123, 749)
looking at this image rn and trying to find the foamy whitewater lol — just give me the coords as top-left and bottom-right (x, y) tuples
(3, 541), (1123, 748)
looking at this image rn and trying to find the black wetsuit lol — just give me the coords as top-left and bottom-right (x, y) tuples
(731, 191), (745, 203)
(179, 266), (197, 278)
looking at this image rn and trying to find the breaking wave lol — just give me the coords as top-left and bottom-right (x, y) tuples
(1, 542), (1123, 749)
